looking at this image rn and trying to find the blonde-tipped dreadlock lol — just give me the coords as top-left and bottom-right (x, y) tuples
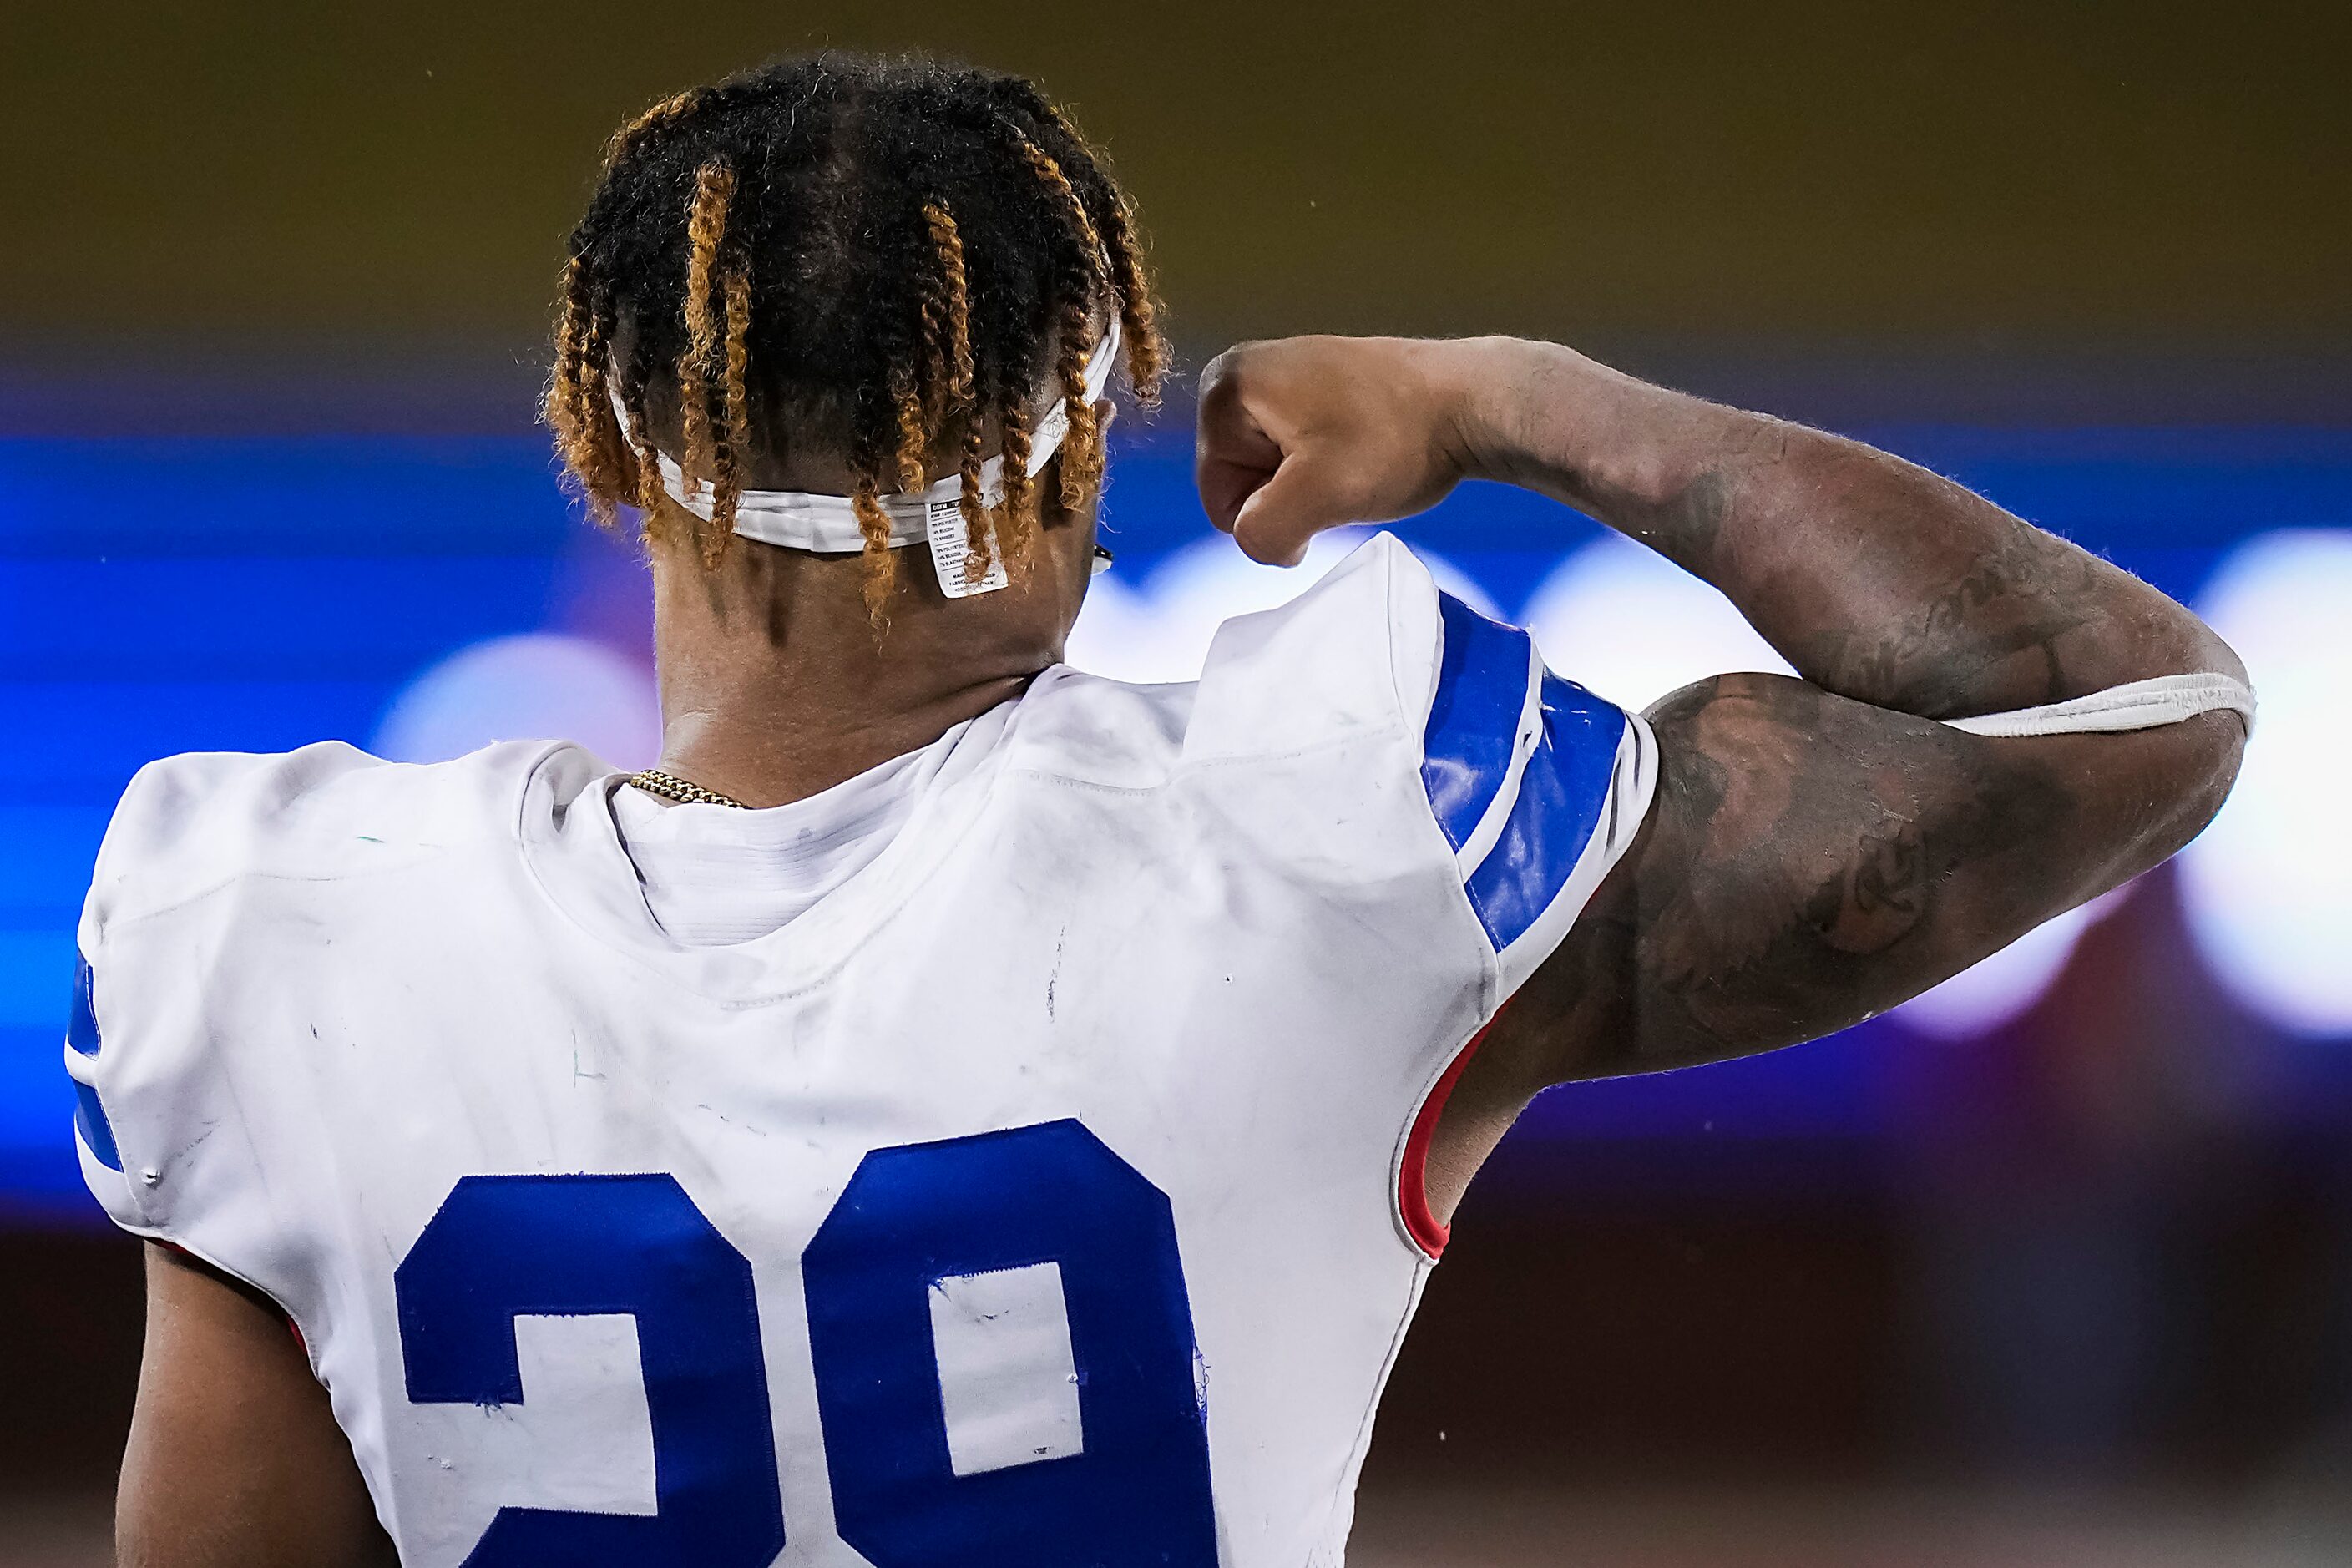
(1014, 139), (1111, 511)
(922, 204), (978, 407)
(679, 162), (740, 564)
(542, 54), (1171, 615)
(851, 480), (899, 622)
(547, 259), (630, 529)
(998, 399), (1037, 567)
(600, 87), (703, 171)
(921, 201), (994, 584)
(1039, 102), (1166, 407)
(719, 265), (752, 535)
(890, 371), (929, 499)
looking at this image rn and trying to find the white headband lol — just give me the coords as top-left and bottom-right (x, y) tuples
(612, 318), (1121, 599)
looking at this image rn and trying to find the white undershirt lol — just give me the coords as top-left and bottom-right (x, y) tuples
(609, 731), (958, 947)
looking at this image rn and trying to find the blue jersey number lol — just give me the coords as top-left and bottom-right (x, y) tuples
(806, 1120), (1216, 1567)
(394, 1175), (784, 1567)
(393, 1120), (1216, 1568)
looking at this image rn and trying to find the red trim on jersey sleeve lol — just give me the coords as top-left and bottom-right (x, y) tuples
(1398, 1014), (1501, 1261)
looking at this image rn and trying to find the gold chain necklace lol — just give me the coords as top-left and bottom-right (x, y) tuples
(625, 768), (749, 809)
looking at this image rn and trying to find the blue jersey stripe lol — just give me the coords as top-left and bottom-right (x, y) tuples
(66, 953), (122, 1171)
(75, 1078), (123, 1171)
(68, 955), (99, 1057)
(1421, 594), (1535, 852)
(1464, 674), (1627, 952)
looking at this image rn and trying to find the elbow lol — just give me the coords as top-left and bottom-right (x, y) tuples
(2157, 706), (2250, 861)
(2195, 620), (2250, 691)
(2185, 621), (2253, 830)
(2142, 613), (2252, 852)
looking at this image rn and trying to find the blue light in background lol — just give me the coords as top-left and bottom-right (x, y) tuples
(3, 424), (2348, 1213)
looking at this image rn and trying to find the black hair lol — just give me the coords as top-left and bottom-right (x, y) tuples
(546, 53), (1165, 616)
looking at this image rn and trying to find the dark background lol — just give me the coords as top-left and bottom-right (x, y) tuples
(5, 3), (2349, 1562)
(8, 0), (2349, 358)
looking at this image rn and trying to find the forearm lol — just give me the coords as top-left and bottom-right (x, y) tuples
(1444, 338), (2243, 719)
(1195, 331), (2250, 1101)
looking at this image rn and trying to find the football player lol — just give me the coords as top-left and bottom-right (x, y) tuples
(76, 54), (2248, 1568)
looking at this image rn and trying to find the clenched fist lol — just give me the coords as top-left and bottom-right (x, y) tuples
(1193, 336), (1515, 567)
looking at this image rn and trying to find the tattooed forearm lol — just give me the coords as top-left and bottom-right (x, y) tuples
(1420, 337), (2251, 1172)
(1782, 524), (2108, 716)
(1459, 342), (2245, 719)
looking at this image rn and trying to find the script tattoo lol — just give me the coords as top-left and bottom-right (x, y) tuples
(1424, 361), (2246, 1203)
(1636, 438), (2124, 721)
(1793, 527), (2109, 717)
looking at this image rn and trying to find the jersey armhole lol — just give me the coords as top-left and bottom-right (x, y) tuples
(1391, 589), (1663, 1261)
(151, 1239), (314, 1361)
(1392, 1012), (1505, 1260)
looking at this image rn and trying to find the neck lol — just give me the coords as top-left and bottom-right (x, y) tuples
(645, 534), (1055, 808)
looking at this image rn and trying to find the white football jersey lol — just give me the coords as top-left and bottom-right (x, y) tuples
(66, 534), (1654, 1568)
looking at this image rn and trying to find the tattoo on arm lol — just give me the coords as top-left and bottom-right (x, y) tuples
(1515, 378), (2239, 721)
(1783, 524), (2112, 717)
(1422, 341), (2249, 1192)
(1494, 674), (2181, 1081)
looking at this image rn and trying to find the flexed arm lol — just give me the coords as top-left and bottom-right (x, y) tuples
(1196, 336), (2248, 1211)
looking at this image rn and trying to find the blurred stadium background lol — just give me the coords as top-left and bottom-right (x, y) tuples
(5, 3), (2349, 1562)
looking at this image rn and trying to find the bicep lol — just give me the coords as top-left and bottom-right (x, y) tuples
(119, 1243), (393, 1568)
(1490, 670), (2244, 1084)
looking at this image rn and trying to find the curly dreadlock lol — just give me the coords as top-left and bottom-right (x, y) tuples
(544, 54), (1166, 615)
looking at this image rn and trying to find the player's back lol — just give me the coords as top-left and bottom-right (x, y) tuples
(68, 537), (1652, 1567)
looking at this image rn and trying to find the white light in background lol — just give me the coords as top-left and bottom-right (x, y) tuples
(373, 633), (661, 769)
(1520, 534), (1793, 711)
(1065, 529), (1497, 684)
(2178, 529), (2352, 1038)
